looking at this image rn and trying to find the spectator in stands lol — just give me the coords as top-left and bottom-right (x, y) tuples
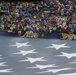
(0, 0), (76, 38)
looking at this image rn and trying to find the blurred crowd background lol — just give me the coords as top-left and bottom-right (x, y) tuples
(0, 0), (76, 38)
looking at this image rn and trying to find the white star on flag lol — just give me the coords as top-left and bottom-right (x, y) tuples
(19, 57), (47, 63)
(37, 68), (74, 74)
(13, 49), (38, 56)
(68, 60), (76, 64)
(9, 42), (31, 48)
(58, 72), (76, 75)
(0, 69), (13, 73)
(46, 43), (70, 50)
(55, 52), (76, 59)
(27, 64), (59, 69)
(0, 62), (7, 66)
(0, 55), (3, 59)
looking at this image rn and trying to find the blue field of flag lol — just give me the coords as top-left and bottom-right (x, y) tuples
(0, 36), (76, 75)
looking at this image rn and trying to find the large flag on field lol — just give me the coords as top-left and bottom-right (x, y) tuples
(0, 36), (76, 75)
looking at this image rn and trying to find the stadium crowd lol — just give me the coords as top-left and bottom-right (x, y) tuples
(0, 0), (76, 38)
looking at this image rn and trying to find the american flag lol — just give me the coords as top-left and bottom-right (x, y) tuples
(0, 36), (76, 75)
